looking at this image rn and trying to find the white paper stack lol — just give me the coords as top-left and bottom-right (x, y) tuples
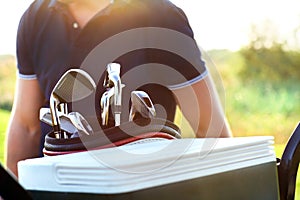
(18, 137), (276, 194)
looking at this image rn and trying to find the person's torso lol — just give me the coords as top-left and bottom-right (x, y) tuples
(23, 0), (206, 128)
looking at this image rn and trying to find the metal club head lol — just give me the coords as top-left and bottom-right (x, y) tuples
(40, 108), (93, 137)
(40, 108), (78, 135)
(100, 84), (125, 126)
(103, 63), (122, 126)
(50, 69), (96, 139)
(53, 68), (96, 103)
(103, 63), (121, 88)
(129, 91), (156, 121)
(67, 112), (94, 136)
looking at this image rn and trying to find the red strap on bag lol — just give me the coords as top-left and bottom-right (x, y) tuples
(43, 132), (176, 156)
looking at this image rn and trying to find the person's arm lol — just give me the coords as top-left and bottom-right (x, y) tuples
(172, 74), (232, 138)
(6, 78), (45, 177)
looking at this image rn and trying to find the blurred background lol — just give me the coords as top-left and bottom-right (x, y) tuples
(0, 0), (300, 198)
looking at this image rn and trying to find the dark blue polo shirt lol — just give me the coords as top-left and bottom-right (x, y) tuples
(17, 0), (207, 154)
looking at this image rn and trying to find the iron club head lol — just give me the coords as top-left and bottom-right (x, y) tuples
(129, 90), (156, 121)
(103, 63), (122, 126)
(50, 68), (96, 138)
(40, 108), (78, 136)
(67, 112), (94, 136)
(100, 84), (125, 126)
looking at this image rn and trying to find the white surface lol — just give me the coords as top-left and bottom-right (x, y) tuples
(18, 137), (276, 194)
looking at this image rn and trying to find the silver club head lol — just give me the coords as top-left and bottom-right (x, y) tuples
(50, 68), (96, 138)
(103, 63), (121, 88)
(129, 91), (156, 121)
(40, 108), (78, 135)
(53, 68), (96, 103)
(67, 112), (94, 136)
(103, 63), (122, 126)
(100, 84), (125, 126)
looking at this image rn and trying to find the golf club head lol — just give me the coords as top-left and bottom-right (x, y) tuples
(103, 63), (122, 126)
(129, 90), (156, 121)
(40, 108), (78, 136)
(103, 63), (121, 88)
(68, 112), (94, 136)
(53, 68), (96, 103)
(100, 84), (126, 126)
(50, 68), (96, 138)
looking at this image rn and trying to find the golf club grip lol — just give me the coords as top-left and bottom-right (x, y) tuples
(0, 164), (32, 199)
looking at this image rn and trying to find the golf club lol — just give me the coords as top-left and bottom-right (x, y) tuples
(40, 108), (93, 137)
(129, 90), (156, 121)
(59, 103), (68, 115)
(100, 84), (125, 126)
(68, 112), (94, 136)
(100, 88), (113, 126)
(40, 108), (79, 136)
(103, 63), (122, 126)
(50, 69), (96, 139)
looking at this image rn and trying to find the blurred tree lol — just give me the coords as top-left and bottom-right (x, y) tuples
(239, 21), (300, 83)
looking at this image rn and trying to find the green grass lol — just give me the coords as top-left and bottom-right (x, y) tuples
(0, 109), (10, 164)
(225, 82), (300, 144)
(208, 50), (300, 145)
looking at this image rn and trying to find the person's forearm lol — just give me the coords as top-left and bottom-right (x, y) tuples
(6, 78), (45, 177)
(178, 93), (231, 138)
(195, 102), (232, 138)
(173, 75), (232, 138)
(6, 120), (41, 177)
(195, 81), (231, 138)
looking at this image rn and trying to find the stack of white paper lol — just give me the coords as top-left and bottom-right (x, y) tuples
(18, 137), (276, 194)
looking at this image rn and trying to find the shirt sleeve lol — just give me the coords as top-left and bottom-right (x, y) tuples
(165, 1), (208, 89)
(16, 5), (37, 80)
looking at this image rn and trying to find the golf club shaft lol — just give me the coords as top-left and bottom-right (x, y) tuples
(49, 98), (62, 138)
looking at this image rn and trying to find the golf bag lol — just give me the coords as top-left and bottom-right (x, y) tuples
(43, 117), (181, 156)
